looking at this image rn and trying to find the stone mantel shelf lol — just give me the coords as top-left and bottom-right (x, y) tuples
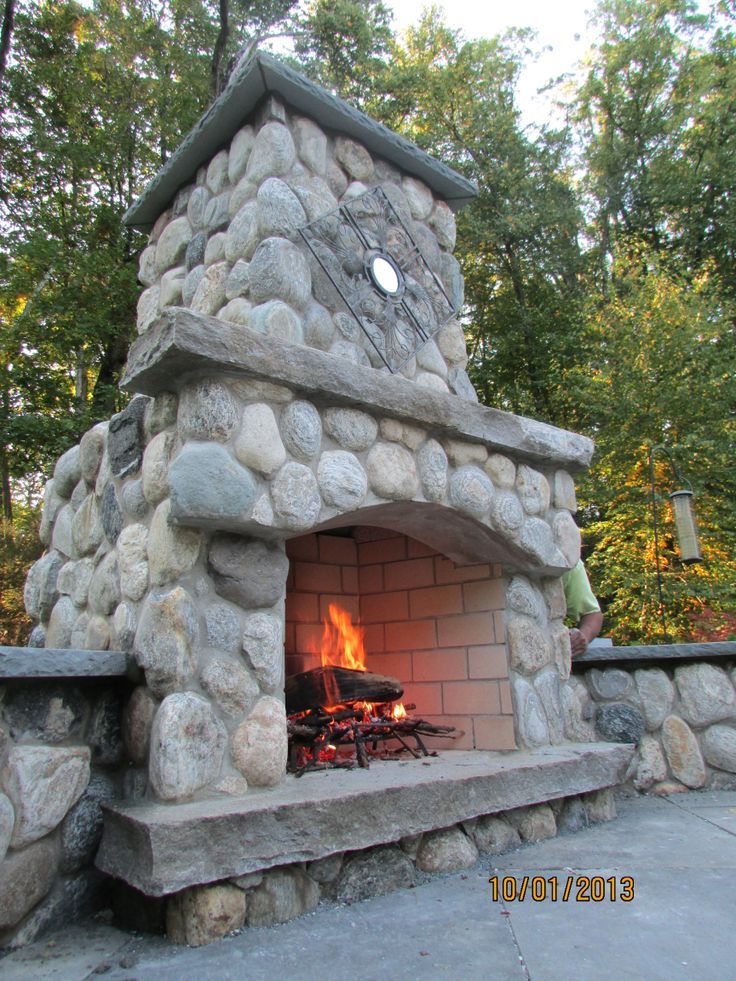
(0, 646), (135, 679)
(96, 743), (631, 896)
(121, 308), (594, 473)
(572, 640), (736, 671)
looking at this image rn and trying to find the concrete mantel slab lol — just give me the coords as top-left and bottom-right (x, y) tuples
(96, 743), (632, 895)
(121, 308), (594, 473)
(0, 646), (132, 679)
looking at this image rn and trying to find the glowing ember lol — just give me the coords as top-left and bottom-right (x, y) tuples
(392, 702), (407, 720)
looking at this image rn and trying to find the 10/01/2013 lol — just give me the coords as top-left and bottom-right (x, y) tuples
(489, 875), (635, 902)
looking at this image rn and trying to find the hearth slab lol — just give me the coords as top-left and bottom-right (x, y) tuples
(97, 743), (632, 896)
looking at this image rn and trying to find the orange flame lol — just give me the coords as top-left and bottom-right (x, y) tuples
(320, 603), (367, 709)
(392, 703), (407, 720)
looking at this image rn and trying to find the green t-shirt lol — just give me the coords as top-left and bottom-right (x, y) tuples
(563, 560), (601, 623)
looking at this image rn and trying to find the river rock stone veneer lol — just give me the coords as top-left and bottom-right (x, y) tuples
(21, 52), (596, 808)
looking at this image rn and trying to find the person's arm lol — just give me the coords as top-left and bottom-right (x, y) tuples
(569, 610), (604, 656)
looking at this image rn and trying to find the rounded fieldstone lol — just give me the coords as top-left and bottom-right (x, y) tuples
(88, 552), (120, 616)
(142, 431), (174, 505)
(185, 231), (206, 271)
(436, 319), (467, 367)
(322, 408), (377, 452)
(512, 675), (550, 747)
(85, 615), (111, 650)
(148, 499), (201, 587)
(335, 847), (415, 904)
(416, 827), (478, 873)
(293, 116), (327, 174)
(231, 696), (287, 788)
(233, 403), (286, 478)
(271, 462), (322, 530)
(402, 176), (433, 219)
(169, 442), (258, 525)
(485, 453), (516, 489)
(248, 237), (311, 310)
(366, 442), (419, 500)
(675, 663), (736, 727)
(46, 595), (77, 648)
(246, 121), (296, 185)
(117, 523), (149, 601)
(0, 835), (59, 931)
(112, 601), (137, 651)
(701, 725), (736, 772)
(39, 479), (64, 545)
(561, 679), (596, 742)
(70, 493), (103, 557)
(317, 451), (367, 511)
(257, 177), (307, 238)
(507, 617), (551, 674)
(190, 260), (229, 316)
(204, 602), (242, 654)
(516, 465), (551, 516)
(101, 482), (123, 545)
(225, 259), (250, 300)
(187, 186), (211, 230)
(182, 264), (205, 305)
(51, 503), (76, 558)
(138, 244), (158, 286)
(149, 692), (227, 801)
(326, 157), (348, 198)
(225, 200), (259, 263)
(155, 217), (192, 273)
(108, 397), (148, 479)
(471, 816), (520, 855)
(534, 667), (565, 743)
(167, 883), (246, 946)
(242, 611), (283, 691)
(247, 867), (319, 927)
(661, 715), (706, 788)
(506, 804), (557, 842)
(54, 445), (82, 499)
(143, 391), (176, 441)
(588, 668), (634, 701)
(440, 252), (464, 309)
(280, 400), (322, 461)
(249, 300), (304, 343)
(335, 136), (373, 181)
(329, 339), (371, 366)
(24, 550), (64, 622)
(553, 470), (577, 511)
(60, 772), (116, 874)
(289, 174), (338, 222)
(201, 657), (259, 717)
(519, 517), (561, 566)
(553, 510), (581, 567)
(206, 149), (229, 195)
(488, 491), (524, 536)
(123, 686), (158, 766)
(448, 465), (493, 519)
(634, 735), (668, 790)
(229, 174), (258, 216)
(203, 192), (231, 235)
(79, 427), (105, 484)
(121, 478), (149, 519)
(448, 367), (478, 401)
(595, 702), (645, 744)
(219, 297), (253, 326)
(0, 793), (13, 863)
(137, 286), (160, 332)
(160, 266), (185, 307)
(415, 371), (450, 393)
(134, 586), (198, 697)
(229, 124), (255, 183)
(208, 535), (289, 609)
(506, 575), (545, 622)
(430, 200), (457, 251)
(204, 232), (227, 267)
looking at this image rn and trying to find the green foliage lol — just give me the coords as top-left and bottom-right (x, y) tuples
(0, 509), (43, 644)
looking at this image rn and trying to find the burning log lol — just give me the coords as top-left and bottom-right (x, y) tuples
(285, 665), (404, 714)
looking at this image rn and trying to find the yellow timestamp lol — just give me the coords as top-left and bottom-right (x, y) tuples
(489, 875), (635, 903)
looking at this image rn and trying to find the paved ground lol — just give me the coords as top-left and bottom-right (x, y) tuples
(2, 790), (735, 981)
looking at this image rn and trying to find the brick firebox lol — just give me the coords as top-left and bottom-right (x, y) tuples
(285, 527), (516, 751)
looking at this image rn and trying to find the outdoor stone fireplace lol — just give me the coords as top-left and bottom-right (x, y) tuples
(5, 51), (636, 945)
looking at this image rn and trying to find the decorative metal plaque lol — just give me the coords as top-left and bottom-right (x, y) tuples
(298, 187), (457, 372)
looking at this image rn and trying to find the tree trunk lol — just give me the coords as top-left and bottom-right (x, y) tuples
(211, 0), (229, 96)
(0, 0), (15, 90)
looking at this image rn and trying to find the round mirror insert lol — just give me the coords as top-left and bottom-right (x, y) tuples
(368, 253), (402, 296)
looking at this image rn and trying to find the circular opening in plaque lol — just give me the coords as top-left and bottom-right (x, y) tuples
(368, 253), (403, 296)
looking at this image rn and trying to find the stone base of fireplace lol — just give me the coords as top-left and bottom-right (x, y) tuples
(97, 742), (632, 896)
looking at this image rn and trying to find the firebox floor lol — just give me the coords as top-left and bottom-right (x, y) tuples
(97, 743), (632, 896)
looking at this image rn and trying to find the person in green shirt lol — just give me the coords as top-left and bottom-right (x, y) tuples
(563, 559), (603, 657)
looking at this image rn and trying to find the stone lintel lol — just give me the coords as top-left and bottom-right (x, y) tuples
(573, 641), (736, 671)
(96, 743), (632, 896)
(121, 309), (595, 473)
(0, 646), (132, 679)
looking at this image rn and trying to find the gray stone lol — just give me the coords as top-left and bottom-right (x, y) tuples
(553, 470), (577, 511)
(79, 427), (105, 485)
(142, 430), (174, 505)
(552, 510), (581, 566)
(280, 400), (322, 460)
(0, 792), (13, 863)
(70, 611), (90, 649)
(3, 744), (90, 848)
(87, 690), (123, 764)
(293, 116), (327, 174)
(518, 517), (561, 566)
(204, 602), (242, 654)
(366, 442), (419, 500)
(150, 692), (227, 801)
(148, 499), (201, 586)
(190, 260), (229, 316)
(416, 438), (448, 501)
(71, 493), (103, 556)
(307, 853), (342, 885)
(231, 696), (287, 788)
(167, 883), (246, 946)
(230, 871), (263, 891)
(121, 478), (149, 519)
(169, 442), (257, 523)
(0, 686), (86, 743)
(448, 465), (494, 518)
(595, 702), (645, 744)
(512, 675), (550, 747)
(51, 505), (76, 559)
(322, 408), (376, 452)
(138, 244), (158, 286)
(534, 667), (565, 743)
(123, 686), (158, 766)
(112, 601), (137, 651)
(39, 479), (65, 545)
(661, 715), (706, 788)
(229, 124), (255, 183)
(402, 176), (433, 219)
(506, 575), (545, 622)
(0, 835), (59, 931)
(225, 259), (250, 300)
(257, 177), (307, 238)
(247, 866), (319, 927)
(187, 186), (211, 230)
(556, 797), (589, 834)
(675, 662), (736, 727)
(88, 551), (120, 615)
(633, 734), (668, 790)
(288, 174), (338, 222)
(45, 595), (77, 648)
(588, 668), (634, 701)
(416, 826), (478, 872)
(229, 175), (258, 216)
(155, 216), (192, 272)
(440, 252), (464, 309)
(246, 121), (296, 184)
(516, 464), (551, 515)
(204, 231), (227, 266)
(448, 366), (478, 401)
(486, 453), (516, 489)
(242, 611), (283, 691)
(134, 586), (198, 697)
(335, 136), (373, 181)
(201, 657), (259, 717)
(182, 264), (205, 305)
(209, 536), (288, 609)
(159, 267), (185, 308)
(507, 617), (551, 674)
(329, 338), (371, 366)
(27, 624), (45, 647)
(185, 231), (206, 271)
(250, 300), (304, 343)
(225, 200), (259, 263)
(101, 482), (123, 544)
(203, 191), (231, 233)
(317, 450), (367, 510)
(24, 550), (63, 622)
(249, 237), (311, 309)
(85, 615), (111, 651)
(206, 149), (229, 195)
(52, 445), (81, 501)
(506, 804), (557, 842)
(416, 371), (450, 393)
(108, 397), (148, 478)
(326, 157), (348, 198)
(60, 772), (116, 873)
(70, 477), (88, 511)
(430, 200), (457, 250)
(219, 297), (252, 325)
(271, 461), (322, 530)
(336, 847), (415, 904)
(146, 394), (178, 440)
(701, 725), (736, 772)
(470, 815), (520, 854)
(489, 492), (525, 536)
(436, 319), (467, 368)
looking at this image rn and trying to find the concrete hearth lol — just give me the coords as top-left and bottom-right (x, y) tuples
(96, 742), (632, 895)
